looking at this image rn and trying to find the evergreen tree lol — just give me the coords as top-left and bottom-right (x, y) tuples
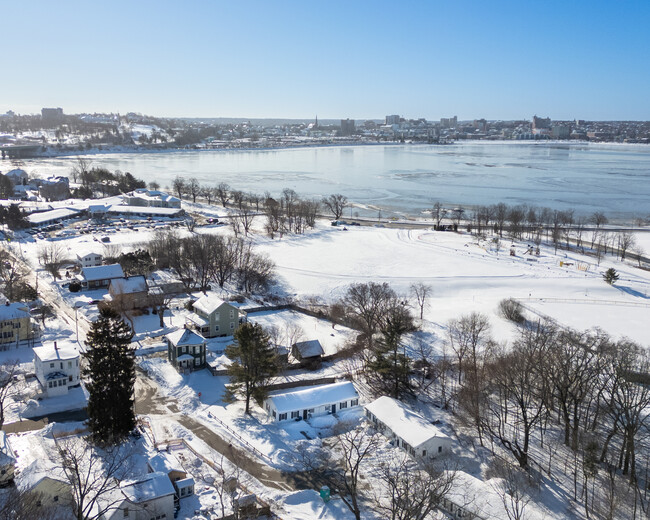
(366, 304), (416, 399)
(603, 267), (620, 285)
(225, 322), (278, 414)
(84, 308), (136, 446)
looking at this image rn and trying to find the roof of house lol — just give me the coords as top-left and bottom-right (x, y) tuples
(175, 477), (195, 488)
(16, 458), (68, 492)
(364, 396), (450, 449)
(166, 328), (206, 347)
(109, 276), (148, 295)
(119, 471), (175, 503)
(267, 381), (359, 414)
(33, 342), (79, 363)
(107, 205), (182, 216)
(27, 207), (81, 224)
(148, 453), (184, 475)
(0, 302), (30, 321)
(80, 263), (125, 282)
(293, 339), (324, 358)
(193, 294), (231, 315)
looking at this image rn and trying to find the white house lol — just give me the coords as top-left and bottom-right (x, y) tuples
(0, 431), (16, 486)
(103, 472), (176, 520)
(33, 341), (81, 397)
(76, 249), (104, 268)
(122, 189), (182, 209)
(364, 396), (453, 459)
(264, 381), (359, 422)
(77, 263), (125, 289)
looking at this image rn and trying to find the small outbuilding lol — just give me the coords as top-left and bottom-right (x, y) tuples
(291, 339), (324, 363)
(365, 396), (453, 459)
(105, 275), (149, 310)
(264, 381), (359, 422)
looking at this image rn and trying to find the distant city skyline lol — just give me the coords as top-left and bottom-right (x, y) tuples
(2, 1), (649, 120)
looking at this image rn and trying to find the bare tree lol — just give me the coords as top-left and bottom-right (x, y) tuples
(0, 246), (28, 301)
(431, 202), (447, 229)
(489, 460), (536, 520)
(171, 176), (186, 200)
(590, 212), (608, 248)
(331, 423), (380, 520)
(322, 194), (348, 220)
(148, 286), (174, 328)
(55, 436), (134, 520)
(186, 177), (201, 203)
(374, 454), (456, 520)
(410, 282), (432, 320)
(0, 360), (20, 429)
(216, 182), (230, 207)
(617, 230), (636, 261)
(71, 157), (91, 184)
(38, 243), (69, 280)
(343, 282), (397, 342)
(0, 486), (61, 520)
(232, 206), (256, 236)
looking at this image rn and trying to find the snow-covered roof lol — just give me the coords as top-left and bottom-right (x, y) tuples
(109, 275), (148, 295)
(33, 342), (79, 363)
(177, 354), (195, 361)
(267, 382), (359, 414)
(186, 313), (209, 326)
(107, 205), (182, 216)
(119, 471), (175, 503)
(364, 396), (450, 449)
(166, 328), (206, 347)
(148, 453), (184, 475)
(193, 294), (231, 315)
(80, 263), (125, 282)
(175, 477), (194, 489)
(0, 302), (30, 321)
(16, 458), (67, 492)
(27, 207), (81, 224)
(293, 339), (324, 358)
(148, 269), (181, 285)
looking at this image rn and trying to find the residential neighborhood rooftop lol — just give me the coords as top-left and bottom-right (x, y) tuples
(79, 263), (125, 282)
(33, 342), (79, 362)
(365, 396), (449, 449)
(166, 327), (206, 346)
(267, 381), (358, 414)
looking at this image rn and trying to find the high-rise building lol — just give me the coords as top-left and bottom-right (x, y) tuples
(532, 115), (551, 130)
(41, 107), (64, 126)
(385, 114), (400, 125)
(340, 119), (355, 136)
(440, 116), (457, 129)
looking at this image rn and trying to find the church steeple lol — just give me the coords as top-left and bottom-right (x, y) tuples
(315, 115), (318, 129)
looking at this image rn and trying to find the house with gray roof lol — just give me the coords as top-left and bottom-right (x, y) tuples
(166, 328), (207, 371)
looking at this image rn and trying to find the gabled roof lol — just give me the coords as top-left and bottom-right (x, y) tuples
(76, 248), (102, 260)
(119, 471), (175, 503)
(193, 294), (232, 315)
(267, 381), (359, 414)
(33, 342), (79, 363)
(0, 302), (30, 321)
(109, 276), (148, 295)
(293, 339), (324, 358)
(166, 328), (206, 347)
(80, 263), (125, 282)
(364, 396), (450, 449)
(16, 458), (68, 492)
(148, 453), (184, 475)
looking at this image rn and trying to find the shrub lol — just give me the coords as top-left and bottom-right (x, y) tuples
(499, 298), (525, 324)
(69, 280), (82, 293)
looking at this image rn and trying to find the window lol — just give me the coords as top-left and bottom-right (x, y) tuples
(194, 358), (201, 366)
(48, 381), (53, 388)
(422, 450), (427, 457)
(339, 401), (348, 409)
(53, 496), (58, 502)
(124, 508), (129, 517)
(215, 325), (220, 331)
(279, 413), (287, 421)
(50, 363), (55, 368)
(291, 411), (299, 419)
(350, 398), (359, 406)
(68, 361), (72, 368)
(230, 309), (234, 318)
(272, 410), (276, 419)
(438, 446), (443, 453)
(230, 322), (235, 330)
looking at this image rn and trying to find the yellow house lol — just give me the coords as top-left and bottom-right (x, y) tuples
(0, 302), (33, 346)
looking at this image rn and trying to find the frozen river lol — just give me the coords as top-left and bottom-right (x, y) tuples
(15, 141), (650, 219)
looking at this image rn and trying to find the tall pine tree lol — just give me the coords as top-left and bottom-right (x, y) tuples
(225, 322), (278, 414)
(84, 307), (136, 446)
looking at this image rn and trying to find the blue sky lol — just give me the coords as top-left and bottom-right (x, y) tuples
(1, 1), (649, 120)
